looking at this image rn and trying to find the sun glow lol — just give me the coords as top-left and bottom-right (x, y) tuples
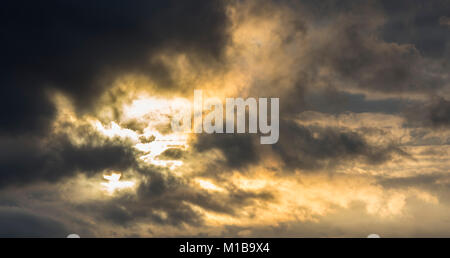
(196, 179), (225, 192)
(101, 172), (135, 194)
(91, 94), (191, 170)
(93, 121), (139, 140)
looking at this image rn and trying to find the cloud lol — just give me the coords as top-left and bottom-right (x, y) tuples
(272, 119), (408, 170)
(0, 134), (138, 188)
(404, 97), (450, 128)
(0, 207), (67, 238)
(194, 134), (260, 169)
(71, 167), (274, 229)
(0, 0), (230, 135)
(440, 16), (450, 26)
(380, 0), (450, 58)
(309, 11), (446, 94)
(0, 0), (449, 237)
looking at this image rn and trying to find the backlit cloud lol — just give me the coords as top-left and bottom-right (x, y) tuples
(0, 0), (449, 237)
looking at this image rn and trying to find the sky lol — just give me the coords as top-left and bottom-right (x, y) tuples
(0, 0), (449, 237)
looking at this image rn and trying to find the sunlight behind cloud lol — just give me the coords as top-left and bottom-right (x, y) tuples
(101, 172), (136, 195)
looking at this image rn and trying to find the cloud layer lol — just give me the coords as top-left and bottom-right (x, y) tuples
(0, 0), (449, 237)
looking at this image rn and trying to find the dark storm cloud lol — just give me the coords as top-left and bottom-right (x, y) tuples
(315, 12), (446, 94)
(193, 120), (406, 172)
(304, 87), (411, 114)
(0, 134), (138, 188)
(379, 0), (450, 58)
(0, 207), (67, 237)
(76, 167), (273, 227)
(77, 173), (199, 226)
(194, 134), (260, 169)
(428, 98), (450, 127)
(134, 169), (272, 224)
(273, 120), (407, 170)
(0, 0), (230, 135)
(246, 0), (448, 120)
(404, 97), (450, 128)
(298, 0), (450, 59)
(269, 0), (448, 103)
